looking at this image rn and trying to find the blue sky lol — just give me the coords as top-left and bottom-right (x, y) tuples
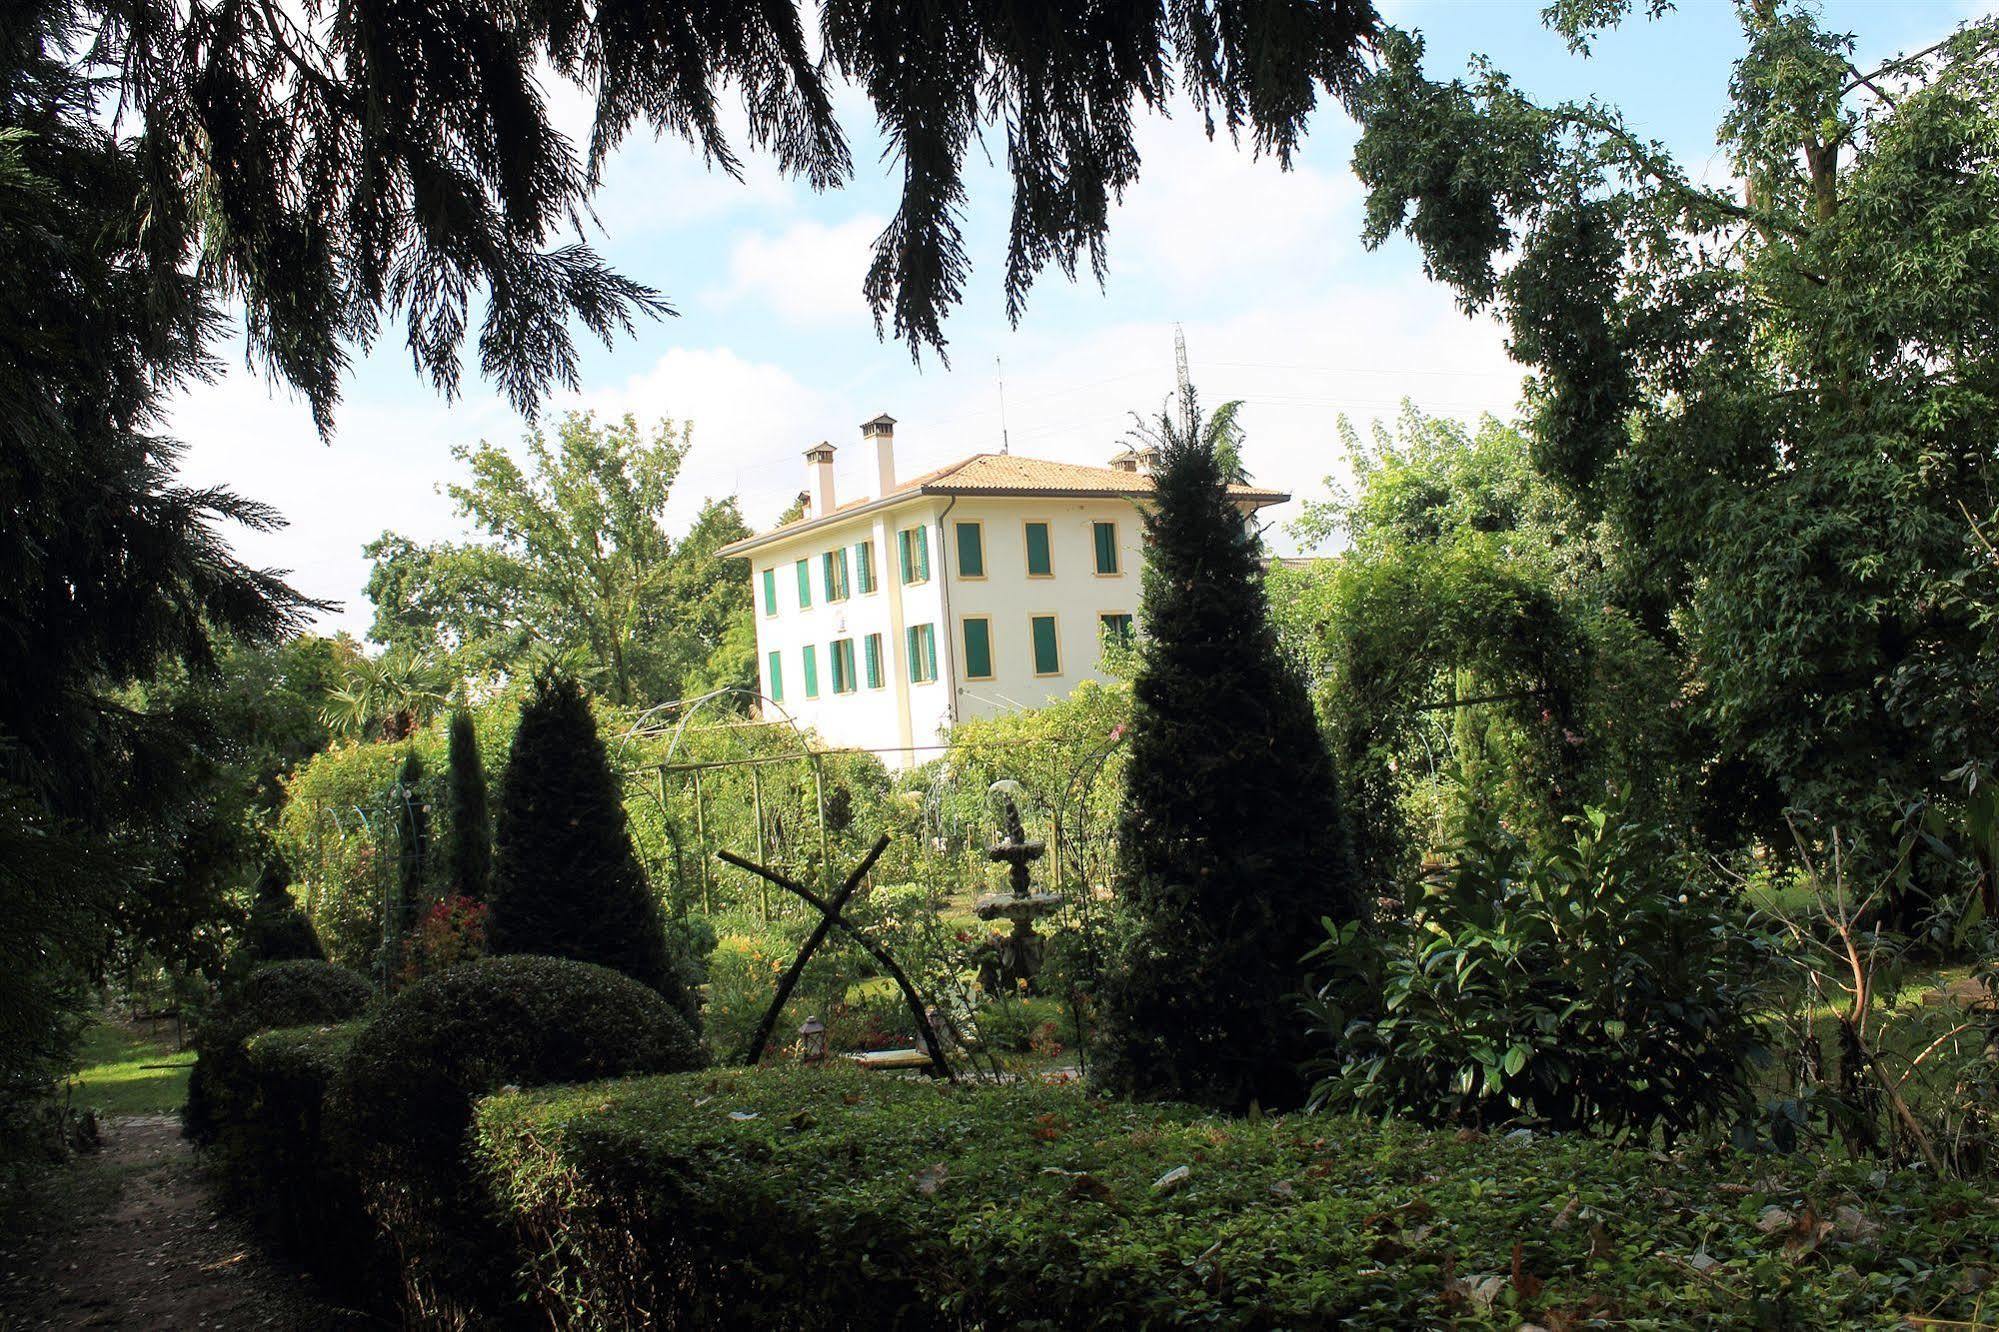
(167, 0), (1988, 637)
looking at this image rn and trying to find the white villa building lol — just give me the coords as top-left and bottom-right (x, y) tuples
(716, 414), (1288, 766)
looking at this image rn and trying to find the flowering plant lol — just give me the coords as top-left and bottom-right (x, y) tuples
(401, 894), (490, 984)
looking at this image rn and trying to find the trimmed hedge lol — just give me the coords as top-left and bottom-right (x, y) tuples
(340, 955), (705, 1179)
(184, 959), (372, 1142)
(478, 1066), (1999, 1330)
(357, 959), (704, 1324)
(238, 1024), (382, 1293)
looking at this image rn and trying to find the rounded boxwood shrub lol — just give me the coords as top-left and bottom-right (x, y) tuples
(186, 959), (372, 1142)
(334, 956), (707, 1324)
(338, 955), (705, 1174)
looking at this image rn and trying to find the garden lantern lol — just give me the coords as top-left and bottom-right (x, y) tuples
(798, 1015), (828, 1064)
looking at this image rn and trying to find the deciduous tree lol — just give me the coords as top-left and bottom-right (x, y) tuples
(1347, 6), (1999, 866)
(365, 412), (751, 706)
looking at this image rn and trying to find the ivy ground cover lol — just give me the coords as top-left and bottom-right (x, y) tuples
(478, 1066), (1998, 1329)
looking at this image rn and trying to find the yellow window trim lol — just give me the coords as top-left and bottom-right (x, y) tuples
(1022, 519), (1055, 578)
(1029, 611), (1063, 677)
(961, 615), (995, 681)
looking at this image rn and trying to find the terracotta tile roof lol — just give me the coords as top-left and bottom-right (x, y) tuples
(717, 452), (1288, 557)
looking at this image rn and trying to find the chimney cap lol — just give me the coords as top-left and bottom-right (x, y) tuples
(861, 413), (897, 435)
(804, 440), (836, 461)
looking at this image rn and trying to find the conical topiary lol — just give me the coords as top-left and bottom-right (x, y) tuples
(234, 855), (324, 974)
(1092, 399), (1364, 1113)
(489, 673), (697, 1027)
(445, 707), (492, 901)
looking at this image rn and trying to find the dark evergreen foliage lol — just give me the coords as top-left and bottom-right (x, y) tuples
(490, 674), (696, 1026)
(237, 857), (324, 971)
(1093, 400), (1363, 1113)
(184, 958), (370, 1142)
(395, 750), (429, 907)
(445, 710), (492, 902)
(1, 8), (320, 1089)
(20, 0), (1376, 423)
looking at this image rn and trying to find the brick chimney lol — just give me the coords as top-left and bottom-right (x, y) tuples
(862, 413), (897, 496)
(804, 441), (836, 516)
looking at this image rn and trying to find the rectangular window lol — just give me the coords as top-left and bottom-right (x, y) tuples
(955, 521), (985, 578)
(854, 540), (876, 594)
(831, 638), (857, 694)
(898, 525), (930, 584)
(1099, 613), (1134, 646)
(766, 650), (784, 702)
(961, 617), (994, 680)
(864, 633), (884, 689)
(795, 558), (812, 609)
(907, 623), (938, 684)
(1024, 521), (1053, 577)
(1093, 521), (1120, 575)
(761, 567), (778, 616)
(802, 644), (820, 698)
(1030, 614), (1061, 676)
(824, 547), (850, 602)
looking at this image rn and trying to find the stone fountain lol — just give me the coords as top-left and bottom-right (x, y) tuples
(973, 794), (1065, 993)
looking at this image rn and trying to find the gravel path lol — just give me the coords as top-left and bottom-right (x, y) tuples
(1, 1114), (374, 1329)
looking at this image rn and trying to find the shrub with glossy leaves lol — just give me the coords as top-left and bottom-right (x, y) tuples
(185, 960), (371, 1141)
(1307, 803), (1774, 1140)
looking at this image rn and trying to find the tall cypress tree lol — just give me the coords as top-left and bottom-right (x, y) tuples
(445, 708), (493, 901)
(1093, 400), (1363, 1112)
(490, 674), (696, 1027)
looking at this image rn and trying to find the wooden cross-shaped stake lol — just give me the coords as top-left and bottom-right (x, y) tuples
(719, 834), (954, 1080)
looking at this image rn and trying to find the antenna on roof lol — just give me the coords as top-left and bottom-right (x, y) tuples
(995, 355), (1012, 455)
(1174, 323), (1193, 436)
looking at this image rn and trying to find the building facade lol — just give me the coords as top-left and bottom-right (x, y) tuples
(716, 415), (1287, 766)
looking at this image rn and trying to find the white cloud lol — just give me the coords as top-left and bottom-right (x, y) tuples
(1109, 111), (1360, 289)
(562, 345), (834, 531)
(708, 214), (886, 326)
(165, 366), (514, 638)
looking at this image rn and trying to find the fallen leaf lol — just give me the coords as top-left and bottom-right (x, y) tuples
(1511, 1240), (1544, 1301)
(1152, 1165), (1192, 1194)
(1833, 1204), (1879, 1240)
(912, 1163), (949, 1196)
(1754, 1205), (1792, 1235)
(1551, 1196), (1580, 1231)
(727, 1110), (759, 1122)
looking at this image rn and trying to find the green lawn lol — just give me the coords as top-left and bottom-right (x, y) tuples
(67, 1020), (193, 1117)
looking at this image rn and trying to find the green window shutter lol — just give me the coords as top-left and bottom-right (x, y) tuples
(864, 633), (883, 688)
(761, 568), (777, 614)
(829, 639), (850, 693)
(1093, 522), (1118, 574)
(907, 625), (937, 684)
(1030, 615), (1060, 674)
(795, 559), (812, 608)
(1025, 522), (1052, 576)
(767, 650), (783, 702)
(914, 525), (930, 581)
(956, 522), (984, 577)
(962, 619), (993, 679)
(1099, 613), (1133, 646)
(898, 529), (912, 583)
(802, 644), (819, 697)
(855, 541), (875, 593)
